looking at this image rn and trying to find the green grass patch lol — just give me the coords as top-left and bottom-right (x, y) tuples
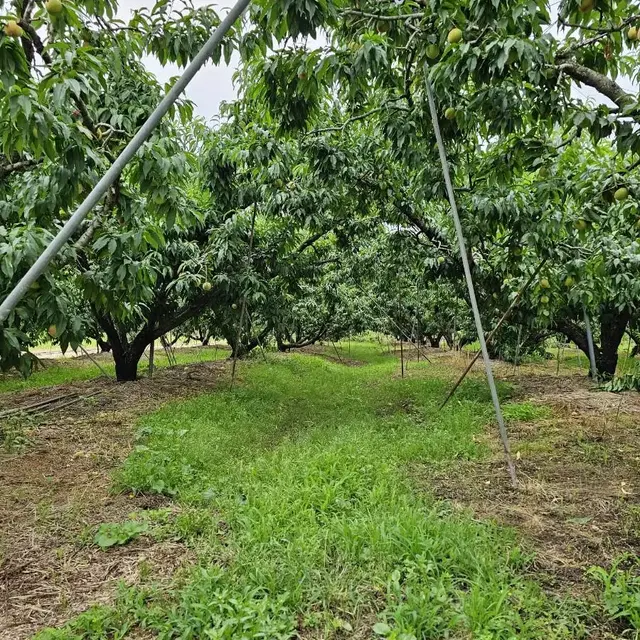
(501, 401), (552, 422)
(0, 345), (228, 394)
(37, 343), (593, 639)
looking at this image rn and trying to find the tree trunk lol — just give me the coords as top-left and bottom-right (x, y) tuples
(556, 309), (630, 379)
(597, 309), (629, 378)
(111, 346), (142, 381)
(95, 312), (148, 382)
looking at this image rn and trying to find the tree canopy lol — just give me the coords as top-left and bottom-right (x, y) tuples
(2, 0), (640, 380)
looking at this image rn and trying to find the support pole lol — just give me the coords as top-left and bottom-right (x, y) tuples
(78, 344), (111, 379)
(439, 258), (546, 409)
(149, 338), (155, 379)
(424, 70), (517, 487)
(0, 0), (252, 324)
(583, 308), (598, 380)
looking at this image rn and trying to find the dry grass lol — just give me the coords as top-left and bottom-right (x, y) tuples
(412, 351), (640, 599)
(0, 360), (230, 640)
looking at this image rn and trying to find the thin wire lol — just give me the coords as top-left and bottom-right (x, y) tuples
(424, 67), (517, 487)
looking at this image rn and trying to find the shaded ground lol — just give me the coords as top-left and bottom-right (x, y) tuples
(0, 358), (230, 639)
(297, 344), (366, 366)
(410, 350), (640, 599)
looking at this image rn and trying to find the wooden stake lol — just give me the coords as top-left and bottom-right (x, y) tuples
(331, 341), (344, 364)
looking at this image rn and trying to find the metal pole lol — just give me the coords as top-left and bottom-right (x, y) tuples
(0, 0), (252, 324)
(78, 344), (112, 379)
(583, 308), (598, 379)
(149, 338), (155, 378)
(424, 69), (517, 487)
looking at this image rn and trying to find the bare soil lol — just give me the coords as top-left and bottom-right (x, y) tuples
(0, 359), (230, 640)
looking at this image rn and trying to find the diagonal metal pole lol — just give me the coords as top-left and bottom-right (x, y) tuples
(424, 69), (517, 487)
(0, 0), (252, 324)
(78, 344), (112, 379)
(439, 258), (547, 410)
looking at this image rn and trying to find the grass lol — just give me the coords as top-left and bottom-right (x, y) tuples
(35, 342), (597, 639)
(0, 345), (229, 394)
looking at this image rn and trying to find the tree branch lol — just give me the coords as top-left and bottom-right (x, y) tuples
(342, 9), (427, 21)
(0, 159), (38, 179)
(18, 20), (52, 64)
(556, 60), (634, 108)
(306, 99), (408, 136)
(559, 15), (640, 35)
(296, 230), (328, 253)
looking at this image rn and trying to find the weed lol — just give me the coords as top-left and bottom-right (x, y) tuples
(574, 435), (612, 466)
(94, 520), (149, 549)
(588, 555), (640, 631)
(501, 402), (551, 422)
(0, 413), (37, 451)
(623, 506), (640, 541)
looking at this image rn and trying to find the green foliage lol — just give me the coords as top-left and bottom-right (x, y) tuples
(93, 520), (148, 549)
(601, 370), (640, 392)
(588, 555), (640, 631)
(0, 411), (36, 451)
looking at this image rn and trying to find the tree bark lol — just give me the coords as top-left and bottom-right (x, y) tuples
(556, 61), (634, 109)
(555, 309), (630, 379)
(97, 339), (111, 353)
(598, 309), (629, 378)
(94, 311), (149, 382)
(113, 350), (142, 382)
(276, 325), (327, 351)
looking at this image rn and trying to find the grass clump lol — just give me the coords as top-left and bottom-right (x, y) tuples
(501, 401), (552, 422)
(588, 555), (640, 631)
(38, 344), (592, 639)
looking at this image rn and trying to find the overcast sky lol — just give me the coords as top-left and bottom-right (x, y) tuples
(117, 0), (240, 121)
(116, 1), (634, 119)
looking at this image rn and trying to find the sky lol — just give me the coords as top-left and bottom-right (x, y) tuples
(117, 0), (240, 121)
(116, 0), (635, 119)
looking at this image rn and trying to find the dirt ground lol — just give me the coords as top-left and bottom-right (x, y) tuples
(410, 350), (640, 602)
(0, 356), (230, 640)
(1, 346), (639, 638)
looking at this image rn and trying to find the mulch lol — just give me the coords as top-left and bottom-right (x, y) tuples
(412, 353), (640, 604)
